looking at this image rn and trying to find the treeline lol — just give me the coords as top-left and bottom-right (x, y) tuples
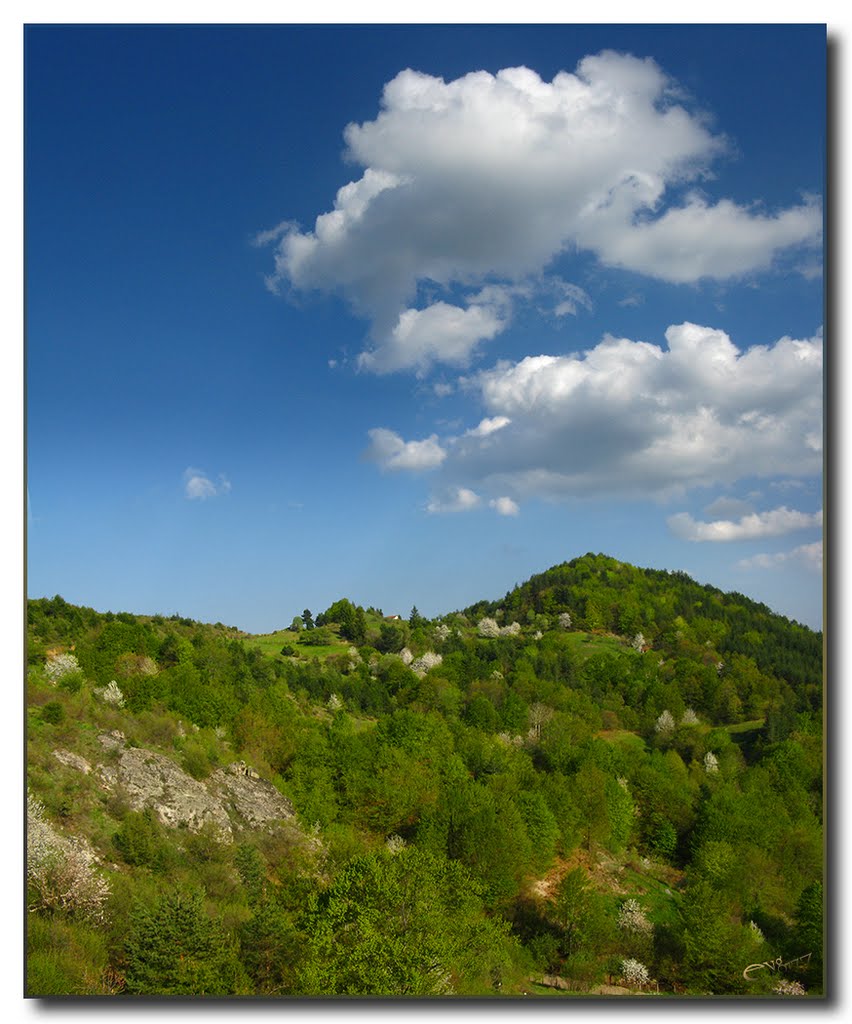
(26, 556), (824, 997)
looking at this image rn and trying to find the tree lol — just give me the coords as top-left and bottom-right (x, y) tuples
(27, 792), (110, 923)
(377, 620), (407, 654)
(409, 606), (425, 627)
(793, 881), (823, 991)
(302, 609), (314, 630)
(550, 868), (606, 959)
(297, 847), (511, 995)
(124, 888), (249, 995)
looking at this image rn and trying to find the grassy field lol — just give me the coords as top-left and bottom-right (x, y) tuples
(248, 628), (351, 662)
(562, 632), (629, 660)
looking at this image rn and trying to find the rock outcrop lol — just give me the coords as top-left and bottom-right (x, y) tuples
(90, 732), (297, 842)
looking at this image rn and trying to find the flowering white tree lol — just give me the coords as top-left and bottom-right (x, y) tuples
(434, 623), (451, 643)
(703, 751), (720, 774)
(619, 958), (650, 988)
(398, 647), (414, 665)
(477, 617), (500, 638)
(528, 702), (554, 741)
(27, 791), (110, 923)
(499, 621), (521, 637)
(748, 920), (765, 944)
(558, 612), (572, 630)
(631, 632), (646, 652)
(772, 980), (805, 996)
(327, 693), (343, 712)
(617, 898), (653, 936)
(654, 710), (676, 737)
(385, 834), (406, 855)
(45, 652), (81, 684)
(94, 680), (125, 707)
(411, 651), (442, 676)
(681, 708), (700, 726)
(532, 630), (543, 640)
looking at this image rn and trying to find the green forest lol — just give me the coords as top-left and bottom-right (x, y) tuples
(25, 553), (824, 998)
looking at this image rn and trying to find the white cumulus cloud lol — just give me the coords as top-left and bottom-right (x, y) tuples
(358, 298), (508, 374)
(668, 506), (822, 542)
(364, 428), (446, 472)
(183, 467), (231, 500)
(260, 54), (821, 373)
(429, 322), (822, 501)
(490, 496), (520, 517)
(738, 541), (823, 572)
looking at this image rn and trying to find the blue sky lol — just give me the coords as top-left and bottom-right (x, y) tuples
(25, 23), (825, 632)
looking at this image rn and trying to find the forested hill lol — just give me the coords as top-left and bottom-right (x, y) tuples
(466, 553), (822, 693)
(26, 555), (824, 998)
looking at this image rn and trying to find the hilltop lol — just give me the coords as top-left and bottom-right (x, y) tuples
(26, 554), (824, 998)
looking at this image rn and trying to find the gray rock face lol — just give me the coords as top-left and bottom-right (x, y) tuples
(209, 763), (295, 830)
(94, 733), (296, 842)
(107, 745), (233, 837)
(52, 749), (92, 774)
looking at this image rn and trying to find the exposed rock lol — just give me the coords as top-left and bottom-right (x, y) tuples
(209, 763), (295, 830)
(52, 749), (92, 774)
(99, 745), (233, 838)
(93, 736), (298, 841)
(98, 730), (126, 752)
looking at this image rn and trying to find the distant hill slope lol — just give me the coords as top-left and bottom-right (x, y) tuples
(463, 552), (822, 693)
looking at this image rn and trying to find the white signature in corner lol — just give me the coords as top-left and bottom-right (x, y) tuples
(743, 952), (811, 981)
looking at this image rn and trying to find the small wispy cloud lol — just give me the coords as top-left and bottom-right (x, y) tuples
(668, 506), (822, 542)
(738, 541), (823, 572)
(465, 416), (511, 439)
(183, 467), (232, 501)
(426, 486), (481, 514)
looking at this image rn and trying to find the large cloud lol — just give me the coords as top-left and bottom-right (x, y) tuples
(667, 506), (822, 542)
(433, 322), (822, 501)
(262, 54), (821, 372)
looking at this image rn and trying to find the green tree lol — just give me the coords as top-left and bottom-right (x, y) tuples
(113, 809), (170, 870)
(550, 867), (608, 960)
(302, 609), (314, 630)
(298, 847), (510, 995)
(793, 880), (823, 991)
(123, 888), (249, 995)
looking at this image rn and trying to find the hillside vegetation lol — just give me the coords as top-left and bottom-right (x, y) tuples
(26, 554), (824, 998)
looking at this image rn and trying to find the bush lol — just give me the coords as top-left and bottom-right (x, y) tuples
(41, 702), (65, 725)
(113, 809), (170, 870)
(58, 671), (84, 695)
(298, 627), (335, 647)
(27, 792), (110, 923)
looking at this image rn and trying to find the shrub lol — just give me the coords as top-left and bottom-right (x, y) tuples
(45, 653), (81, 685)
(58, 672), (84, 695)
(113, 809), (170, 870)
(93, 680), (125, 707)
(27, 792), (110, 923)
(620, 957), (650, 987)
(41, 702), (65, 725)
